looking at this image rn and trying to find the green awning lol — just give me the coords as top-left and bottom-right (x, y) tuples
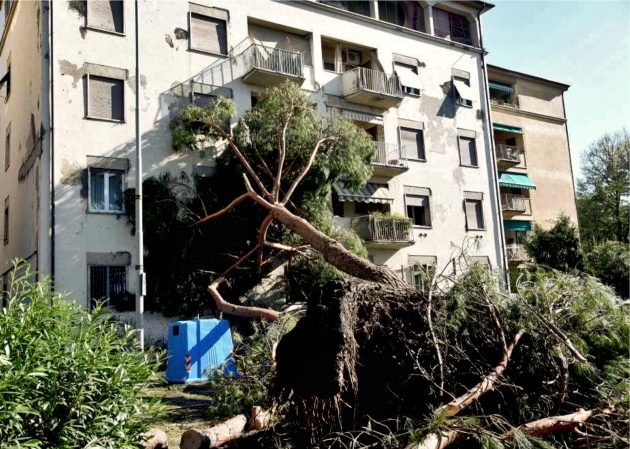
(504, 220), (532, 232)
(489, 81), (514, 94)
(493, 123), (523, 134)
(499, 172), (536, 190)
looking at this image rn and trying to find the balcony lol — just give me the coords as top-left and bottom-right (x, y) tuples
(501, 194), (531, 215)
(341, 67), (403, 109)
(239, 44), (305, 87)
(495, 144), (523, 168)
(371, 142), (408, 176)
(352, 215), (414, 248)
(506, 244), (529, 262)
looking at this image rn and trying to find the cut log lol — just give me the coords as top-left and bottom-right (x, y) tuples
(141, 428), (168, 449)
(248, 406), (272, 430)
(180, 414), (248, 449)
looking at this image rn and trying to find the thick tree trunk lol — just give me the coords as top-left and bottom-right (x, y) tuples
(180, 415), (248, 449)
(267, 203), (408, 288)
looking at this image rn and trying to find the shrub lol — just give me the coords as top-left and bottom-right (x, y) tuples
(0, 263), (162, 449)
(584, 241), (630, 298)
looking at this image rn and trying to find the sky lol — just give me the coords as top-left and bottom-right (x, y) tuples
(482, 0), (630, 179)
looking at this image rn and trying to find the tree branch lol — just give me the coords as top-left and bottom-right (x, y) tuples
(501, 407), (615, 440)
(256, 215), (273, 271)
(272, 109), (293, 201)
(281, 137), (333, 205)
(441, 329), (526, 417)
(193, 192), (257, 227)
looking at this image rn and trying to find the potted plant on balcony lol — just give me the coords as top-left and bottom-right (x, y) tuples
(369, 211), (412, 241)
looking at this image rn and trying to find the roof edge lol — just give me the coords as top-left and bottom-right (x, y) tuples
(487, 64), (570, 90)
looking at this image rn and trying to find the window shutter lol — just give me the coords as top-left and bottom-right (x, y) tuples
(191, 13), (227, 55)
(465, 199), (484, 230)
(433, 8), (450, 37)
(400, 128), (424, 159)
(405, 194), (427, 207)
(88, 0), (124, 33)
(89, 76), (124, 121)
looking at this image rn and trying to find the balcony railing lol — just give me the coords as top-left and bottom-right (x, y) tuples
(352, 215), (414, 245)
(506, 244), (529, 262)
(372, 142), (407, 169)
(501, 194), (530, 214)
(342, 67), (403, 108)
(239, 44), (304, 86)
(495, 144), (522, 163)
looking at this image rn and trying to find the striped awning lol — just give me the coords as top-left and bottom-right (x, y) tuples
(499, 172), (536, 190)
(493, 123), (523, 134)
(489, 81), (514, 94)
(504, 220), (532, 232)
(326, 106), (384, 125)
(333, 182), (393, 204)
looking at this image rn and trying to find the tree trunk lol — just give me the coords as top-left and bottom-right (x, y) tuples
(501, 408), (614, 440)
(180, 414), (248, 449)
(267, 203), (408, 288)
(142, 428), (168, 449)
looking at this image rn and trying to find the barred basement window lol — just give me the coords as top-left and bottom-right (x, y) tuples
(89, 265), (127, 308)
(89, 169), (124, 212)
(87, 0), (124, 34)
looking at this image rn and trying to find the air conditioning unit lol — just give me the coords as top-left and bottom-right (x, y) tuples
(344, 49), (361, 67)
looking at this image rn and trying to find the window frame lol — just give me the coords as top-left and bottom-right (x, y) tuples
(3, 196), (8, 245)
(464, 198), (485, 231)
(458, 135), (478, 168)
(85, 0), (126, 36)
(4, 124), (9, 171)
(404, 193), (432, 228)
(87, 168), (125, 214)
(399, 126), (426, 161)
(85, 73), (126, 123)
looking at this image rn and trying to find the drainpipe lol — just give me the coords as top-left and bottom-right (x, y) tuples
(477, 8), (510, 292)
(134, 0), (145, 349)
(49, 0), (55, 289)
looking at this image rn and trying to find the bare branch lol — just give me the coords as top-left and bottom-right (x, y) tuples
(272, 109), (293, 200)
(554, 353), (569, 412)
(256, 215), (273, 271)
(441, 329), (526, 417)
(193, 192), (256, 227)
(208, 277), (280, 322)
(501, 407), (615, 440)
(281, 137), (334, 205)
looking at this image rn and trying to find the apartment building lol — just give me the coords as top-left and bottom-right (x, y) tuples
(0, 0), (505, 316)
(487, 64), (578, 265)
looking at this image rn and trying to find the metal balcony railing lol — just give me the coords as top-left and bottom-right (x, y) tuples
(343, 67), (402, 97)
(495, 144), (522, 163)
(506, 244), (529, 262)
(372, 142), (407, 168)
(352, 215), (414, 244)
(501, 194), (530, 214)
(240, 44), (304, 79)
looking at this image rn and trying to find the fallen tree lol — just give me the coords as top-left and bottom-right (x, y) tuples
(170, 83), (629, 449)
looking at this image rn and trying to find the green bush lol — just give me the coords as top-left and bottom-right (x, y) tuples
(584, 241), (630, 298)
(0, 263), (162, 449)
(525, 214), (584, 272)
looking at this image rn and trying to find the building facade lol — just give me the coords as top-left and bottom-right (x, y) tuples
(0, 0), (508, 315)
(487, 65), (578, 265)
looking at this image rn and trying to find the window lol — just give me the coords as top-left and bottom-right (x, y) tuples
(190, 12), (227, 55)
(89, 169), (124, 212)
(87, 75), (124, 121)
(458, 136), (478, 167)
(433, 8), (472, 45)
(464, 197), (485, 230)
(355, 202), (389, 215)
(405, 194), (431, 227)
(453, 76), (473, 107)
(89, 265), (127, 309)
(400, 127), (425, 160)
(4, 124), (9, 171)
(320, 1), (371, 16)
(405, 256), (436, 291)
(322, 41), (337, 72)
(394, 62), (421, 96)
(3, 196), (8, 244)
(378, 1), (405, 26)
(489, 80), (516, 107)
(87, 0), (124, 34)
(0, 64), (10, 101)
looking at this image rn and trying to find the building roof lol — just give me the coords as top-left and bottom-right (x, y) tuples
(487, 64), (570, 91)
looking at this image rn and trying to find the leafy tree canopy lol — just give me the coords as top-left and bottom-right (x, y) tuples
(525, 214), (583, 272)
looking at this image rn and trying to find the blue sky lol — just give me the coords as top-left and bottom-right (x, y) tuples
(482, 0), (630, 179)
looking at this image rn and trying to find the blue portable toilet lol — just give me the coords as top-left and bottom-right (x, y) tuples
(166, 318), (237, 383)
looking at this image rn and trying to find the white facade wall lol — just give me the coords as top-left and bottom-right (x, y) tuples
(1, 0), (505, 310)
